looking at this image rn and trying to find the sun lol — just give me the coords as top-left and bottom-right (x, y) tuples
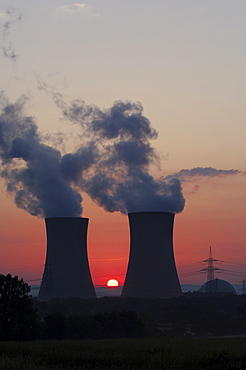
(107, 279), (119, 287)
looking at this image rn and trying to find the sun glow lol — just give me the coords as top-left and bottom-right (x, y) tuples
(106, 279), (119, 287)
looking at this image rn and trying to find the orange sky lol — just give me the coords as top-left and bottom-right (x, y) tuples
(0, 2), (246, 293)
(1, 174), (245, 289)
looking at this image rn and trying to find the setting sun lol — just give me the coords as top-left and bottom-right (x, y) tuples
(107, 279), (119, 287)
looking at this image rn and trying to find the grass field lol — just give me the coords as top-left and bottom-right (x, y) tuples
(1, 337), (246, 369)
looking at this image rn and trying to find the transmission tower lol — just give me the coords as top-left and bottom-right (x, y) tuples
(239, 279), (246, 295)
(199, 247), (224, 293)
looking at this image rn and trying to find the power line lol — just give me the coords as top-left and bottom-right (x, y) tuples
(179, 247), (246, 289)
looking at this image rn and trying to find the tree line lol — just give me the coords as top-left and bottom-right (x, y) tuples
(2, 274), (246, 341)
(0, 274), (144, 341)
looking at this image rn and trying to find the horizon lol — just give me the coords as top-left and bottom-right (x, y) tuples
(29, 281), (243, 299)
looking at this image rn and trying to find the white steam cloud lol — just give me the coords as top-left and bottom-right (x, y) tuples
(1, 92), (242, 218)
(0, 93), (186, 217)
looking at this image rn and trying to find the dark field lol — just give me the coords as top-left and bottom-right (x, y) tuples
(1, 337), (246, 369)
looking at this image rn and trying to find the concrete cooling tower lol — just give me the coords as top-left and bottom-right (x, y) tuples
(121, 212), (182, 299)
(38, 217), (96, 301)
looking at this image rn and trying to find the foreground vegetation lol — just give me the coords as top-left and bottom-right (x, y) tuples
(34, 294), (246, 338)
(1, 337), (246, 369)
(2, 274), (246, 342)
(2, 275), (246, 369)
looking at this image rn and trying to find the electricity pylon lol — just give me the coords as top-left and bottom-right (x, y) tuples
(199, 247), (224, 293)
(239, 279), (246, 295)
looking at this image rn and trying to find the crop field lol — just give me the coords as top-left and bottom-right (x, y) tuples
(1, 337), (246, 369)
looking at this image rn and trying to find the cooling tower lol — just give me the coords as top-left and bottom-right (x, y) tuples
(38, 217), (96, 301)
(121, 212), (182, 298)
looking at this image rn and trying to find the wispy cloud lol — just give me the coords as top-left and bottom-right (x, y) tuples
(187, 184), (200, 195)
(57, 3), (88, 14)
(164, 167), (242, 181)
(0, 8), (22, 62)
(55, 3), (99, 18)
(164, 167), (244, 196)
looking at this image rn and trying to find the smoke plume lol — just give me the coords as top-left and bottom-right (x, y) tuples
(3, 90), (244, 218)
(0, 93), (186, 217)
(0, 93), (92, 217)
(3, 89), (244, 218)
(60, 99), (186, 214)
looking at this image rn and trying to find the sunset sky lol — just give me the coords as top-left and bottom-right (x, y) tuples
(0, 0), (245, 290)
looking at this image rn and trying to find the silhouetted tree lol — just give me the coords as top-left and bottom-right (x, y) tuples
(0, 274), (40, 340)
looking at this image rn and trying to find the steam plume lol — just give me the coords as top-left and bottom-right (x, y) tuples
(0, 94), (88, 217)
(3, 90), (244, 218)
(60, 99), (186, 214)
(0, 92), (186, 217)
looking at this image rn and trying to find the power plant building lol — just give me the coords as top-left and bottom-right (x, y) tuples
(38, 217), (96, 301)
(121, 212), (182, 299)
(199, 279), (236, 295)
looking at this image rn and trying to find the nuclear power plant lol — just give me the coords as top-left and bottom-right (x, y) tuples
(121, 212), (182, 298)
(38, 217), (96, 301)
(38, 213), (182, 301)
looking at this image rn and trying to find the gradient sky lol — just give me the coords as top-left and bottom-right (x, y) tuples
(0, 0), (245, 289)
